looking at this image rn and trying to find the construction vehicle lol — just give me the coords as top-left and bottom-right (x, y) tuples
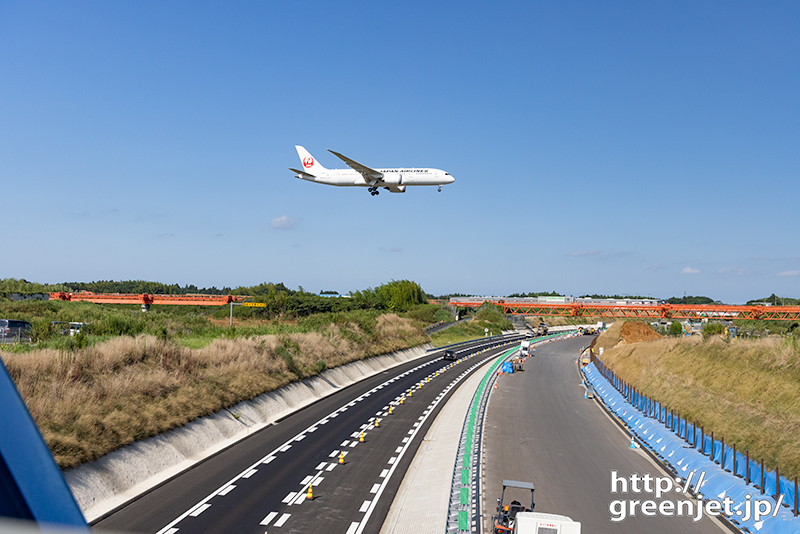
(519, 339), (531, 357)
(493, 480), (535, 533)
(493, 480), (581, 534)
(536, 323), (548, 336)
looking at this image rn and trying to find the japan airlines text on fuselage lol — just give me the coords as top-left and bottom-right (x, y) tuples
(289, 146), (454, 196)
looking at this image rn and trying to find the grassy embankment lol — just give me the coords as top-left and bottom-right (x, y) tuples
(429, 305), (514, 347)
(1, 306), (428, 470)
(595, 321), (800, 478)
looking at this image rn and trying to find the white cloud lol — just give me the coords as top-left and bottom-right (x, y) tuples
(270, 215), (295, 230)
(778, 270), (800, 276)
(681, 266), (700, 274)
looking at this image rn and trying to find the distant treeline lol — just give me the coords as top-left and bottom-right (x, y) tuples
(0, 278), (430, 320)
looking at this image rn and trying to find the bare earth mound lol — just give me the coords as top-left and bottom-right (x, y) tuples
(620, 321), (662, 343)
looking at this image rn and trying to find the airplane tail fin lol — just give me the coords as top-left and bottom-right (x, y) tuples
(295, 146), (327, 176)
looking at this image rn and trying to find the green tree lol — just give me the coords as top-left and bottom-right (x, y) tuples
(668, 321), (684, 336)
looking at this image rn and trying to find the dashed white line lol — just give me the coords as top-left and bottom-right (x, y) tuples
(326, 463), (337, 471)
(349, 441), (358, 447)
(218, 484), (236, 496)
(380, 469), (389, 478)
(263, 456), (276, 464)
(279, 444), (292, 452)
(260, 511), (278, 526)
(315, 462), (327, 470)
(346, 522), (360, 534)
(274, 513), (291, 527)
(341, 440), (350, 447)
(329, 450), (340, 458)
(395, 446), (403, 453)
(242, 469), (257, 478)
(360, 500), (371, 512)
(388, 456), (397, 464)
(295, 434), (306, 441)
(282, 492), (297, 503)
(189, 504), (210, 517)
(301, 475), (313, 485)
(370, 483), (380, 494)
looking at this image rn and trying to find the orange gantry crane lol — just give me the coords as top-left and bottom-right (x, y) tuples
(450, 299), (800, 321)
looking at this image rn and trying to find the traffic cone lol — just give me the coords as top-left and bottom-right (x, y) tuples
(389, 405), (393, 415)
(493, 382), (498, 390)
(400, 396), (404, 404)
(359, 432), (365, 443)
(374, 418), (380, 428)
(339, 451), (345, 464)
(409, 390), (413, 397)
(629, 436), (638, 449)
(307, 484), (313, 499)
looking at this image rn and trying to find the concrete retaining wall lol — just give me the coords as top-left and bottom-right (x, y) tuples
(66, 344), (433, 522)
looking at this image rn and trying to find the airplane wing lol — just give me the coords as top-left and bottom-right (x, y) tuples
(328, 150), (384, 181)
(289, 167), (316, 178)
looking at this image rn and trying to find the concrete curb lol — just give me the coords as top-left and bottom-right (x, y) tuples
(66, 344), (433, 523)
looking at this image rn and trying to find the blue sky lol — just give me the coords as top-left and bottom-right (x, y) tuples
(1, 1), (798, 303)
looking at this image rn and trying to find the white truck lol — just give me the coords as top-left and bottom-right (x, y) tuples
(520, 339), (531, 357)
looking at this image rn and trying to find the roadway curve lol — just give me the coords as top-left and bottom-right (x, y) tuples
(481, 335), (730, 533)
(95, 337), (520, 534)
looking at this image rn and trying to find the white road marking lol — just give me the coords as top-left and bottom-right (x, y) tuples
(279, 444), (291, 452)
(274, 513), (291, 527)
(189, 504), (210, 517)
(218, 485), (236, 496)
(370, 483), (380, 494)
(293, 491), (307, 505)
(260, 511), (278, 525)
(312, 476), (324, 485)
(351, 432), (360, 438)
(242, 469), (257, 478)
(326, 463), (337, 471)
(388, 457), (397, 464)
(360, 500), (371, 512)
(349, 441), (358, 447)
(163, 529), (179, 534)
(329, 450), (340, 457)
(346, 522), (360, 534)
(301, 475), (313, 485)
(263, 456), (276, 464)
(402, 437), (409, 443)
(315, 462), (327, 470)
(295, 434), (306, 441)
(341, 440), (350, 447)
(282, 492), (297, 503)
(307, 425), (318, 432)
(395, 446), (403, 453)
(380, 469), (389, 478)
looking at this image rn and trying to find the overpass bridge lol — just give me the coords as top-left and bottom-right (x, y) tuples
(49, 292), (247, 306)
(450, 298), (800, 321)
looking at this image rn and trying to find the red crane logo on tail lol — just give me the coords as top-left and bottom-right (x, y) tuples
(303, 157), (314, 169)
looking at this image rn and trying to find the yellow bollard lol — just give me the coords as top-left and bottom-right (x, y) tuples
(307, 484), (313, 500)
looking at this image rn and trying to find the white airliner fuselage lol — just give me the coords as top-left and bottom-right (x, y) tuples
(290, 146), (454, 195)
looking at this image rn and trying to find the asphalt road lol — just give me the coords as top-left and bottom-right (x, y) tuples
(95, 337), (520, 534)
(481, 335), (730, 534)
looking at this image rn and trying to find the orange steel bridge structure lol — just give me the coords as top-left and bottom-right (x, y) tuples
(450, 299), (800, 321)
(49, 292), (248, 306)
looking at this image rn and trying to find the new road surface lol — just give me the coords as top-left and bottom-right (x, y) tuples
(95, 337), (521, 534)
(481, 335), (730, 533)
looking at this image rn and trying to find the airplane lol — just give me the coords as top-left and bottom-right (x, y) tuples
(289, 146), (455, 196)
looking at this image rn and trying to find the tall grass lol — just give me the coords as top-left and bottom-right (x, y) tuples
(598, 330), (800, 478)
(1, 313), (427, 469)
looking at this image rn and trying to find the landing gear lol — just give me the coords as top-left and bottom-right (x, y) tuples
(438, 185), (442, 192)
(368, 187), (379, 196)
